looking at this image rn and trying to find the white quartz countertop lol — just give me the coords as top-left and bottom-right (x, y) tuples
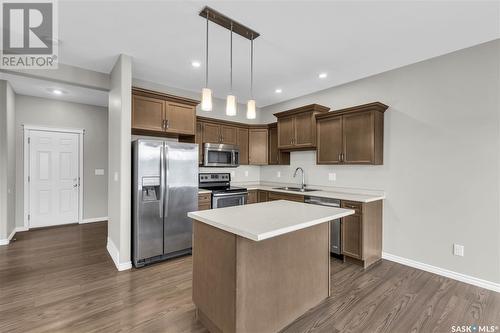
(188, 200), (355, 241)
(244, 185), (385, 203)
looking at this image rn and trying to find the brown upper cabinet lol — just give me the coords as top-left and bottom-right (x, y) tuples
(132, 88), (199, 136)
(196, 117), (250, 165)
(268, 123), (290, 165)
(201, 122), (237, 145)
(274, 104), (330, 150)
(316, 102), (388, 165)
(248, 127), (268, 165)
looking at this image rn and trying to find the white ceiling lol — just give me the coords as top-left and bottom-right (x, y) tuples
(17, 1), (500, 107)
(1, 72), (108, 106)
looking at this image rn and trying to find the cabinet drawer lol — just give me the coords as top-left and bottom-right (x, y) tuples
(198, 193), (211, 204)
(198, 203), (211, 211)
(268, 191), (304, 203)
(341, 201), (362, 214)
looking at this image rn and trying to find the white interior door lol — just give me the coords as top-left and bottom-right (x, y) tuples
(29, 130), (80, 228)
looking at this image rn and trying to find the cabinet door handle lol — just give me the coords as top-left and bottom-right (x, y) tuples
(165, 119), (169, 129)
(162, 120), (166, 130)
(338, 153), (342, 161)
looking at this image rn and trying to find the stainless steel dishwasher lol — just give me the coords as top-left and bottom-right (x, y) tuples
(304, 196), (342, 256)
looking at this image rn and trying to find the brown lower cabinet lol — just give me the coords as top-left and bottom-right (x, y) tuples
(341, 200), (382, 268)
(247, 190), (258, 204)
(257, 190), (268, 202)
(198, 192), (211, 211)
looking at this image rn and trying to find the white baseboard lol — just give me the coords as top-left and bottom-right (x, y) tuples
(81, 216), (108, 224)
(106, 236), (132, 271)
(15, 226), (28, 232)
(0, 227), (24, 246)
(382, 252), (500, 293)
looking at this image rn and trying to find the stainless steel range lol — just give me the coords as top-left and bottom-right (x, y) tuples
(199, 173), (248, 208)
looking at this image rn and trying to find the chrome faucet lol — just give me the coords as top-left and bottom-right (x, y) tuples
(293, 167), (306, 191)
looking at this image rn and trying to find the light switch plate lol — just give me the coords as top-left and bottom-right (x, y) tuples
(114, 172), (119, 182)
(453, 244), (464, 256)
(277, 171), (281, 178)
(328, 173), (336, 181)
(244, 170), (249, 177)
(231, 171), (236, 177)
(95, 169), (105, 176)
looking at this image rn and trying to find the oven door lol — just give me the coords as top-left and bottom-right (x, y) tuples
(212, 193), (247, 208)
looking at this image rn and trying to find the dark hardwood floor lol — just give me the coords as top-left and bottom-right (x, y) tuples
(0, 222), (498, 333)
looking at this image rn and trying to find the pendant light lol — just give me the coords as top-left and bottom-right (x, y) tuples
(226, 22), (237, 116)
(246, 34), (256, 119)
(201, 10), (212, 111)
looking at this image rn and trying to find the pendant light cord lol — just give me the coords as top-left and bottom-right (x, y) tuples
(230, 22), (233, 92)
(250, 34), (254, 98)
(205, 11), (209, 88)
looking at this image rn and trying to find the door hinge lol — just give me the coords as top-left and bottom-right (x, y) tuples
(28, 214), (30, 221)
(28, 176), (30, 182)
(27, 137), (30, 144)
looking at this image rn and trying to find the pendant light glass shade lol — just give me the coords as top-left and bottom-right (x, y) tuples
(226, 94), (237, 116)
(201, 88), (212, 111)
(201, 10), (212, 111)
(246, 99), (256, 119)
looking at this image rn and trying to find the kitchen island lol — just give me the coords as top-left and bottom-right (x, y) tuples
(187, 200), (355, 333)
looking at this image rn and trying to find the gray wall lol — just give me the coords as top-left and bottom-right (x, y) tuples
(0, 80), (16, 240)
(14, 95), (108, 225)
(108, 54), (132, 266)
(259, 40), (500, 283)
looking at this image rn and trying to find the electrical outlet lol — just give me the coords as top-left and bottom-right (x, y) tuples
(95, 169), (105, 176)
(453, 244), (464, 257)
(277, 171), (281, 178)
(244, 170), (249, 177)
(328, 172), (336, 181)
(231, 171), (236, 177)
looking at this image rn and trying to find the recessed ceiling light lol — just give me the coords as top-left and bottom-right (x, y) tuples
(318, 73), (327, 79)
(191, 61), (201, 68)
(52, 89), (63, 95)
(275, 88), (282, 94)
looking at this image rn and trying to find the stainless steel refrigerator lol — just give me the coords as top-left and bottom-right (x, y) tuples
(132, 139), (198, 267)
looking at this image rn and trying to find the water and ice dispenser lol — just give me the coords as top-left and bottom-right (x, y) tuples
(141, 177), (160, 201)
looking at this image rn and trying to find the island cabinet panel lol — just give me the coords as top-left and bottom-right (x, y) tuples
(192, 220), (330, 333)
(193, 222), (236, 333)
(268, 123), (290, 165)
(275, 104), (329, 150)
(132, 95), (165, 132)
(341, 200), (383, 268)
(248, 128), (268, 165)
(247, 190), (258, 204)
(132, 88), (199, 137)
(237, 128), (249, 165)
(316, 102), (388, 165)
(235, 223), (330, 333)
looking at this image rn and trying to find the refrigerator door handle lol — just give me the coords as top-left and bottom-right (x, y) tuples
(159, 145), (165, 218)
(164, 145), (169, 219)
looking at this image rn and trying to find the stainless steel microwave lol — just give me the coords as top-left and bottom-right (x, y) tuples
(203, 143), (240, 167)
